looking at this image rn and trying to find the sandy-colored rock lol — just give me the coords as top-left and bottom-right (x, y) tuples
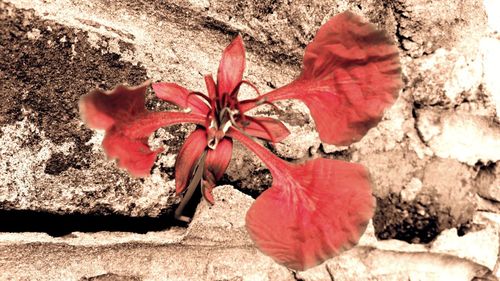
(400, 177), (424, 202)
(297, 247), (494, 281)
(183, 185), (254, 246)
(0, 186), (293, 281)
(1, 0), (500, 279)
(481, 37), (500, 119)
(299, 215), (499, 280)
(484, 0), (500, 32)
(0, 242), (294, 281)
(476, 163), (500, 202)
(416, 109), (500, 165)
(430, 212), (499, 270)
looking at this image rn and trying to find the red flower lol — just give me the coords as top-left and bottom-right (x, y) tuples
(79, 12), (401, 270)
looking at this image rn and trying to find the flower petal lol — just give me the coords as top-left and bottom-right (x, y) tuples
(242, 12), (402, 146)
(205, 137), (233, 181)
(79, 81), (150, 130)
(175, 129), (233, 200)
(217, 35), (245, 95)
(204, 137), (233, 204)
(204, 74), (217, 100)
(229, 129), (374, 270)
(175, 129), (207, 195)
(241, 116), (290, 142)
(102, 128), (163, 177)
(153, 82), (210, 115)
(80, 82), (205, 177)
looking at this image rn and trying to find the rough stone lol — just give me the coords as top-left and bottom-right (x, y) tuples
(183, 185), (254, 246)
(297, 247), (494, 281)
(481, 37), (500, 119)
(430, 214), (499, 270)
(390, 0), (486, 58)
(476, 163), (500, 202)
(0, 243), (294, 281)
(484, 0), (500, 33)
(1, 0), (500, 279)
(400, 177), (423, 202)
(0, 186), (293, 281)
(416, 109), (500, 165)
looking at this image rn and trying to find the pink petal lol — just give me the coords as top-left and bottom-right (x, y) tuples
(204, 74), (217, 100)
(241, 116), (290, 142)
(229, 128), (374, 270)
(153, 82), (210, 115)
(243, 12), (402, 146)
(102, 128), (163, 177)
(203, 136), (233, 204)
(79, 81), (150, 130)
(217, 35), (245, 96)
(175, 129), (208, 195)
(175, 129), (233, 200)
(80, 82), (205, 177)
(201, 182), (215, 205)
(205, 136), (233, 181)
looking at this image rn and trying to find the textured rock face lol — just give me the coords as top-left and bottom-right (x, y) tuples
(1, 0), (500, 280)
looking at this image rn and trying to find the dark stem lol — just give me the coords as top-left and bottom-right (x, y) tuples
(174, 150), (207, 222)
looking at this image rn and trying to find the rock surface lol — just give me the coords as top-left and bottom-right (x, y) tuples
(1, 0), (500, 280)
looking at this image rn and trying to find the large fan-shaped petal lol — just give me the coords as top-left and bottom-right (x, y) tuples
(79, 81), (150, 130)
(79, 82), (205, 177)
(229, 128), (374, 270)
(242, 12), (402, 146)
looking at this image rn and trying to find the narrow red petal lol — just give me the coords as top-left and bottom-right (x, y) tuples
(204, 74), (217, 100)
(243, 12), (402, 146)
(201, 181), (215, 205)
(217, 35), (245, 96)
(175, 129), (207, 195)
(176, 130), (232, 201)
(80, 82), (205, 177)
(240, 116), (290, 142)
(229, 128), (374, 270)
(205, 137), (233, 181)
(153, 82), (210, 115)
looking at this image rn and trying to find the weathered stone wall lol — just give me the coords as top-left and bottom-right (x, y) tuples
(0, 0), (499, 280)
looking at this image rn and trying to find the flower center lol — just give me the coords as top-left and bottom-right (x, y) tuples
(200, 79), (269, 149)
(207, 96), (240, 149)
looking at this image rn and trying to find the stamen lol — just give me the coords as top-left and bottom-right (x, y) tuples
(210, 98), (218, 122)
(174, 150), (208, 222)
(257, 98), (283, 113)
(204, 111), (212, 129)
(221, 120), (232, 133)
(218, 107), (240, 133)
(230, 80), (260, 98)
(239, 97), (283, 115)
(207, 137), (219, 150)
(218, 107), (233, 124)
(244, 115), (277, 144)
(186, 91), (212, 108)
(207, 119), (220, 150)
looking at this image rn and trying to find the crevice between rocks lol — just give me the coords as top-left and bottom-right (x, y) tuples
(388, 0), (412, 54)
(0, 209), (187, 237)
